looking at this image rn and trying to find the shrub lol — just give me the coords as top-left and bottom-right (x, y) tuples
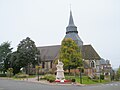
(6, 68), (13, 77)
(49, 77), (56, 83)
(44, 74), (55, 82)
(14, 73), (29, 78)
(0, 74), (6, 77)
(71, 78), (76, 82)
(47, 69), (54, 74)
(115, 74), (119, 81)
(100, 75), (104, 80)
(40, 76), (46, 80)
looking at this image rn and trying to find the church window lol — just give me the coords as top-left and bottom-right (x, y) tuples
(42, 62), (45, 68)
(91, 61), (95, 68)
(50, 61), (52, 68)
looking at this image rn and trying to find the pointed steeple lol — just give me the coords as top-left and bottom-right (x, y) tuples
(68, 10), (75, 26)
(66, 10), (77, 34)
(65, 10), (83, 47)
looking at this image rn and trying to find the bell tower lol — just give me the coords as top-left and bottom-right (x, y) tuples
(64, 10), (83, 47)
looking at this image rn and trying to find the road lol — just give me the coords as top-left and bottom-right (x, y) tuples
(0, 78), (120, 90)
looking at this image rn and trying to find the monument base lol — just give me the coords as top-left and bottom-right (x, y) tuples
(55, 79), (71, 83)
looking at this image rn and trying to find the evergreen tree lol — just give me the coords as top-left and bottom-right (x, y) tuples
(10, 51), (21, 74)
(17, 37), (39, 74)
(0, 42), (13, 73)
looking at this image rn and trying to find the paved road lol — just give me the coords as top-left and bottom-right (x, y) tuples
(0, 78), (120, 90)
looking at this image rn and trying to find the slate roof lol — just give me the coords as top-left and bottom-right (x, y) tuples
(100, 58), (107, 65)
(82, 45), (101, 60)
(37, 45), (60, 61)
(65, 33), (83, 46)
(100, 58), (110, 65)
(37, 44), (101, 61)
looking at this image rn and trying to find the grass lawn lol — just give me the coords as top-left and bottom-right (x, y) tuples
(65, 75), (110, 84)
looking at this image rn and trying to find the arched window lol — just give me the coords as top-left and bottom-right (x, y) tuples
(91, 61), (95, 68)
(42, 62), (45, 68)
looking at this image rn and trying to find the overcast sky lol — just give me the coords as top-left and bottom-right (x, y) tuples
(0, 0), (120, 68)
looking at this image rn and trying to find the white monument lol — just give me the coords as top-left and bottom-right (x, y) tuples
(56, 60), (65, 81)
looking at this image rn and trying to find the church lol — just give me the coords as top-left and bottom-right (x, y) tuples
(37, 10), (101, 77)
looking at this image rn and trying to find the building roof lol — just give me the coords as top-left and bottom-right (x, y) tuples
(100, 58), (107, 65)
(100, 58), (111, 65)
(37, 44), (101, 61)
(37, 45), (60, 61)
(64, 33), (83, 44)
(82, 45), (101, 60)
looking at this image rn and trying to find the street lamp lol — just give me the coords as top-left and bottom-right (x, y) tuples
(36, 66), (42, 81)
(99, 66), (102, 83)
(35, 54), (41, 65)
(78, 67), (82, 84)
(35, 54), (41, 81)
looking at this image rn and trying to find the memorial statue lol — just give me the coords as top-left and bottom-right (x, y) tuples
(56, 60), (65, 81)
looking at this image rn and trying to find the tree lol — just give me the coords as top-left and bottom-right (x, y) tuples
(10, 51), (21, 74)
(17, 37), (39, 74)
(4, 53), (12, 72)
(0, 42), (13, 73)
(116, 66), (120, 80)
(59, 38), (83, 74)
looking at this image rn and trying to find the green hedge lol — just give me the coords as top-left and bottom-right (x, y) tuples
(0, 74), (6, 77)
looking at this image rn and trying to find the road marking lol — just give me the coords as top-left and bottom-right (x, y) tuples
(114, 84), (118, 86)
(81, 82), (120, 88)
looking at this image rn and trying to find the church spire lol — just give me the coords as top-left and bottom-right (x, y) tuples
(65, 10), (83, 47)
(66, 10), (78, 34)
(68, 10), (75, 26)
